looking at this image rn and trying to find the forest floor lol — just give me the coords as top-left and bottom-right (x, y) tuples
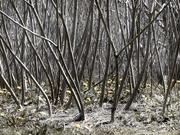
(0, 84), (180, 135)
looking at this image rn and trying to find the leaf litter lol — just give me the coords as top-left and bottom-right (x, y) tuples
(0, 84), (180, 135)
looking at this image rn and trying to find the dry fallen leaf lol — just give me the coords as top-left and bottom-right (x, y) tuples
(0, 113), (5, 117)
(146, 108), (151, 112)
(146, 84), (151, 87)
(108, 89), (114, 94)
(82, 82), (88, 87)
(85, 121), (93, 126)
(86, 97), (91, 102)
(2, 88), (7, 91)
(177, 80), (180, 83)
(107, 79), (112, 84)
(17, 86), (21, 90)
(0, 90), (4, 94)
(125, 89), (130, 94)
(17, 116), (25, 121)
(73, 123), (80, 128)
(7, 92), (11, 95)
(66, 90), (71, 94)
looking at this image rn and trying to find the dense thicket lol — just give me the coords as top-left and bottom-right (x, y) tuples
(0, 0), (179, 122)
